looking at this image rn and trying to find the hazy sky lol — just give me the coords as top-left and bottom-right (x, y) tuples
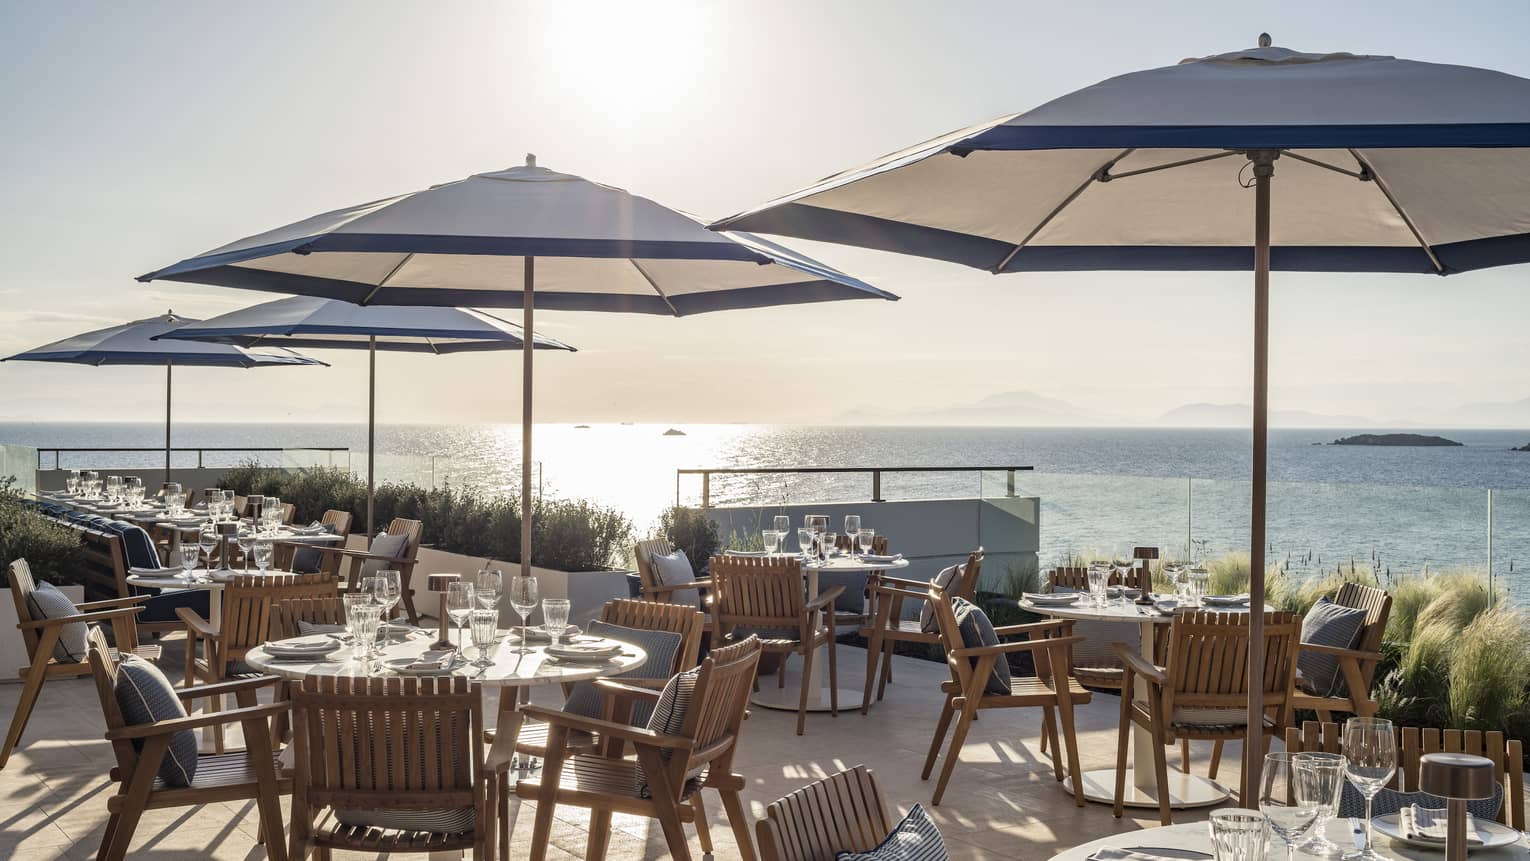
(2, 1), (1528, 427)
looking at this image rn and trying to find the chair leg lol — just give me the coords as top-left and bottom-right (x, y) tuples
(400, 582), (421, 626)
(636, 748), (691, 861)
(103, 736), (168, 861)
(690, 793), (713, 855)
(861, 630), (883, 715)
(0, 648), (52, 768)
(529, 731), (569, 861)
(921, 695), (955, 780)
(826, 639), (839, 718)
(1181, 738), (1192, 774)
(498, 772), (510, 861)
(876, 639), (894, 701)
(1209, 740), (1224, 780)
(932, 704), (975, 806)
(1112, 702), (1131, 818)
(97, 812), (122, 861)
(795, 645), (814, 736)
(1152, 731), (1172, 826)
(1055, 695), (1086, 808)
(585, 808), (612, 861)
(1040, 706), (1063, 781)
(720, 789), (758, 861)
(777, 654), (786, 688)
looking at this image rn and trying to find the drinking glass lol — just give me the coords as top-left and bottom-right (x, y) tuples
(1342, 717), (1396, 861)
(1294, 752), (1346, 858)
(236, 529), (255, 572)
(760, 529), (778, 554)
(67, 470), (80, 494)
(797, 527), (814, 559)
(247, 494), (264, 523)
(221, 490), (236, 520)
(475, 568), (502, 611)
(773, 515), (790, 536)
(347, 601), (381, 665)
(541, 598), (571, 642)
(125, 476), (143, 506)
(844, 515), (861, 558)
(446, 581), (476, 650)
(1209, 809), (1267, 861)
(1162, 562), (1185, 599)
(470, 609), (500, 666)
(806, 515), (828, 537)
(1086, 562), (1110, 607)
(178, 542), (199, 576)
(253, 539), (274, 573)
(821, 532), (837, 561)
(508, 573), (539, 654)
(1188, 567), (1210, 606)
(360, 575), (387, 642)
(858, 528), (875, 557)
(198, 523), (219, 569)
(266, 497), (282, 528)
(1261, 752), (1319, 861)
(164, 483), (182, 515)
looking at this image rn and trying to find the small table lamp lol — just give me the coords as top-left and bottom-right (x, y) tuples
(427, 573), (461, 650)
(1419, 752), (1497, 861)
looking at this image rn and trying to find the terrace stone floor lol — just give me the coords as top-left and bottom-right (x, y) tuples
(0, 637), (1243, 860)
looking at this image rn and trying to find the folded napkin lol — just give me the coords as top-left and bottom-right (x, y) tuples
(860, 553), (904, 565)
(1023, 592), (1080, 605)
(1401, 805), (1485, 846)
(546, 642), (623, 659)
(405, 649), (457, 670)
(289, 524), (325, 536)
(1202, 594), (1250, 606)
(264, 637), (341, 657)
(129, 565), (187, 577)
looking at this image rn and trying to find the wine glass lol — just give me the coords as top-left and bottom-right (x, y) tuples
(507, 573), (539, 654)
(66, 470), (80, 494)
(475, 568), (502, 611)
(858, 528), (875, 557)
(125, 476), (143, 507)
(760, 529), (777, 555)
(470, 609), (500, 667)
(1342, 717), (1396, 861)
(844, 515), (861, 559)
(198, 523), (219, 569)
(376, 569), (402, 621)
(446, 581), (476, 650)
(1162, 562), (1185, 600)
(1294, 752), (1346, 858)
(541, 598), (571, 643)
(266, 497), (282, 529)
(236, 528), (255, 572)
(1261, 752), (1319, 861)
(253, 538), (274, 574)
(1112, 548), (1137, 598)
(797, 527), (814, 559)
(806, 514), (828, 536)
(221, 489), (236, 517)
(178, 542), (199, 578)
(773, 515), (790, 536)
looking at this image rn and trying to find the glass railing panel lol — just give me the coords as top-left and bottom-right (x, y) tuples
(1015, 472), (1191, 568)
(0, 444), (37, 494)
(1489, 487), (1530, 602)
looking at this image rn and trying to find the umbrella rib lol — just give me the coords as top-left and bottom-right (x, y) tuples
(1346, 149), (1445, 274)
(361, 253), (417, 305)
(629, 259), (682, 316)
(1281, 150), (1370, 181)
(1095, 149), (1238, 182)
(993, 148), (1134, 273)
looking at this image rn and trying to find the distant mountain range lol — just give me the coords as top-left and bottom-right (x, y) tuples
(1153, 402), (1384, 428)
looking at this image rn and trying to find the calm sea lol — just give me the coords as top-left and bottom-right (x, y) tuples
(6, 422), (1530, 597)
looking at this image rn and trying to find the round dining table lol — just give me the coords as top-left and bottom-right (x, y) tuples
(1020, 594), (1269, 811)
(747, 553), (910, 713)
(1053, 818), (1530, 861)
(125, 567), (299, 626)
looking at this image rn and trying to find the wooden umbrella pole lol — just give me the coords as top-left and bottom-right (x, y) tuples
(1244, 150), (1276, 808)
(164, 361), (173, 485)
(367, 335), (376, 536)
(521, 256), (534, 580)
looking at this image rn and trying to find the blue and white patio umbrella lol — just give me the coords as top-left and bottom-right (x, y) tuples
(711, 36), (1530, 799)
(156, 296), (576, 534)
(3, 312), (322, 482)
(138, 156), (897, 577)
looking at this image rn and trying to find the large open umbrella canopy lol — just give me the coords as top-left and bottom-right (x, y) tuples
(139, 156), (897, 578)
(3, 312), (323, 482)
(155, 295), (576, 535)
(711, 37), (1530, 802)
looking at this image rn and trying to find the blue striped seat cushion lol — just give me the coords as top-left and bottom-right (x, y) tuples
(27, 582), (88, 662)
(562, 622), (684, 725)
(1298, 598), (1368, 697)
(837, 803), (948, 860)
(114, 656), (198, 787)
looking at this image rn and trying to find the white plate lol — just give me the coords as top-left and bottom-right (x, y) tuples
(1023, 593), (1080, 605)
(544, 652), (624, 665)
(1372, 812), (1521, 851)
(383, 655), (465, 675)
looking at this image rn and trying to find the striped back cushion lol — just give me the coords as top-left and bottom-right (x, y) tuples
(638, 667), (701, 797)
(114, 656), (198, 787)
(838, 803), (948, 860)
(951, 598), (1010, 695)
(1298, 598), (1368, 697)
(920, 564), (962, 632)
(561, 622), (684, 725)
(27, 582), (88, 662)
(106, 521), (161, 570)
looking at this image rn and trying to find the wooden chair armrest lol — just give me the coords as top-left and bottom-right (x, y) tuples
(1300, 643), (1380, 661)
(176, 607), (219, 639)
(992, 619), (1075, 638)
(593, 678), (665, 701)
(105, 702), (288, 740)
(329, 549), (412, 565)
(876, 575), (929, 590)
(951, 635), (1082, 659)
(17, 606), (144, 630)
(1115, 646), (1169, 685)
(643, 579), (713, 595)
(803, 585), (847, 613)
(484, 712), (521, 773)
(77, 595), (153, 610)
(174, 675), (283, 702)
(867, 585), (927, 602)
(517, 704), (692, 750)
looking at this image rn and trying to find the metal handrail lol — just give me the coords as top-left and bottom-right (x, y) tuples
(36, 447), (350, 469)
(676, 465), (1035, 507)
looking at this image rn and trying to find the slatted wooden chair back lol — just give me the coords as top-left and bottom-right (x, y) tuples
(234, 496), (248, 517)
(274, 502), (296, 525)
(85, 626), (140, 781)
(926, 582), (979, 692)
(1050, 560), (1145, 593)
(756, 765), (891, 861)
(834, 534), (888, 556)
(8, 559), (43, 658)
(954, 548), (984, 601)
(291, 675), (482, 817)
(598, 598), (706, 674)
(632, 537), (674, 595)
(1285, 720), (1525, 829)
(320, 508), (354, 537)
(270, 596), (349, 640)
(1164, 611), (1301, 715)
(1333, 582), (1392, 687)
(219, 573), (340, 663)
(709, 554), (805, 631)
(671, 635), (762, 787)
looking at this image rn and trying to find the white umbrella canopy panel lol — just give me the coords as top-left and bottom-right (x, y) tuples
(139, 156), (898, 580)
(3, 311), (324, 482)
(155, 296), (576, 535)
(710, 39), (1530, 804)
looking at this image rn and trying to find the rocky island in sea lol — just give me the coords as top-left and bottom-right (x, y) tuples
(1330, 433), (1462, 447)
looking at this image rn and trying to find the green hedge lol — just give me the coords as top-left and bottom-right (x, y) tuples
(219, 464), (632, 572)
(0, 478), (85, 588)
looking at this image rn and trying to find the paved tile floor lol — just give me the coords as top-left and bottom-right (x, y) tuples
(0, 636), (1244, 860)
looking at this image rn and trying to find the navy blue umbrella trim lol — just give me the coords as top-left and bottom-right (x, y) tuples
(952, 123), (1530, 152)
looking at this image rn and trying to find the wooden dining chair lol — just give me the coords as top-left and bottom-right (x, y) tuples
(634, 536), (714, 609)
(1, 558), (159, 769)
(288, 675), (512, 861)
(1291, 583), (1393, 720)
(858, 548), (983, 713)
(273, 508), (354, 577)
(302, 517), (424, 623)
(1286, 720), (1525, 830)
(515, 635), (764, 861)
(1046, 564), (1166, 697)
(756, 765), (892, 861)
(828, 533), (890, 631)
(923, 581), (1090, 806)
(179, 572), (340, 752)
(710, 554), (843, 735)
(86, 627), (290, 861)
(1113, 610), (1302, 825)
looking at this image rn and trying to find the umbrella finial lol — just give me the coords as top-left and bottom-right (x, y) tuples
(1258, 32), (1272, 47)
(526, 153), (537, 167)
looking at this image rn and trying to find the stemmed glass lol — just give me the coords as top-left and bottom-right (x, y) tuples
(508, 573), (539, 654)
(198, 523), (219, 570)
(844, 515), (861, 560)
(375, 570), (402, 622)
(1261, 752), (1320, 861)
(797, 527), (814, 560)
(542, 598), (571, 643)
(773, 515), (790, 540)
(1295, 752), (1347, 858)
(445, 581), (476, 650)
(1111, 549), (1136, 600)
(236, 528), (255, 572)
(475, 569), (502, 612)
(253, 538), (274, 574)
(858, 528), (875, 558)
(1342, 717), (1397, 861)
(178, 542), (199, 578)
